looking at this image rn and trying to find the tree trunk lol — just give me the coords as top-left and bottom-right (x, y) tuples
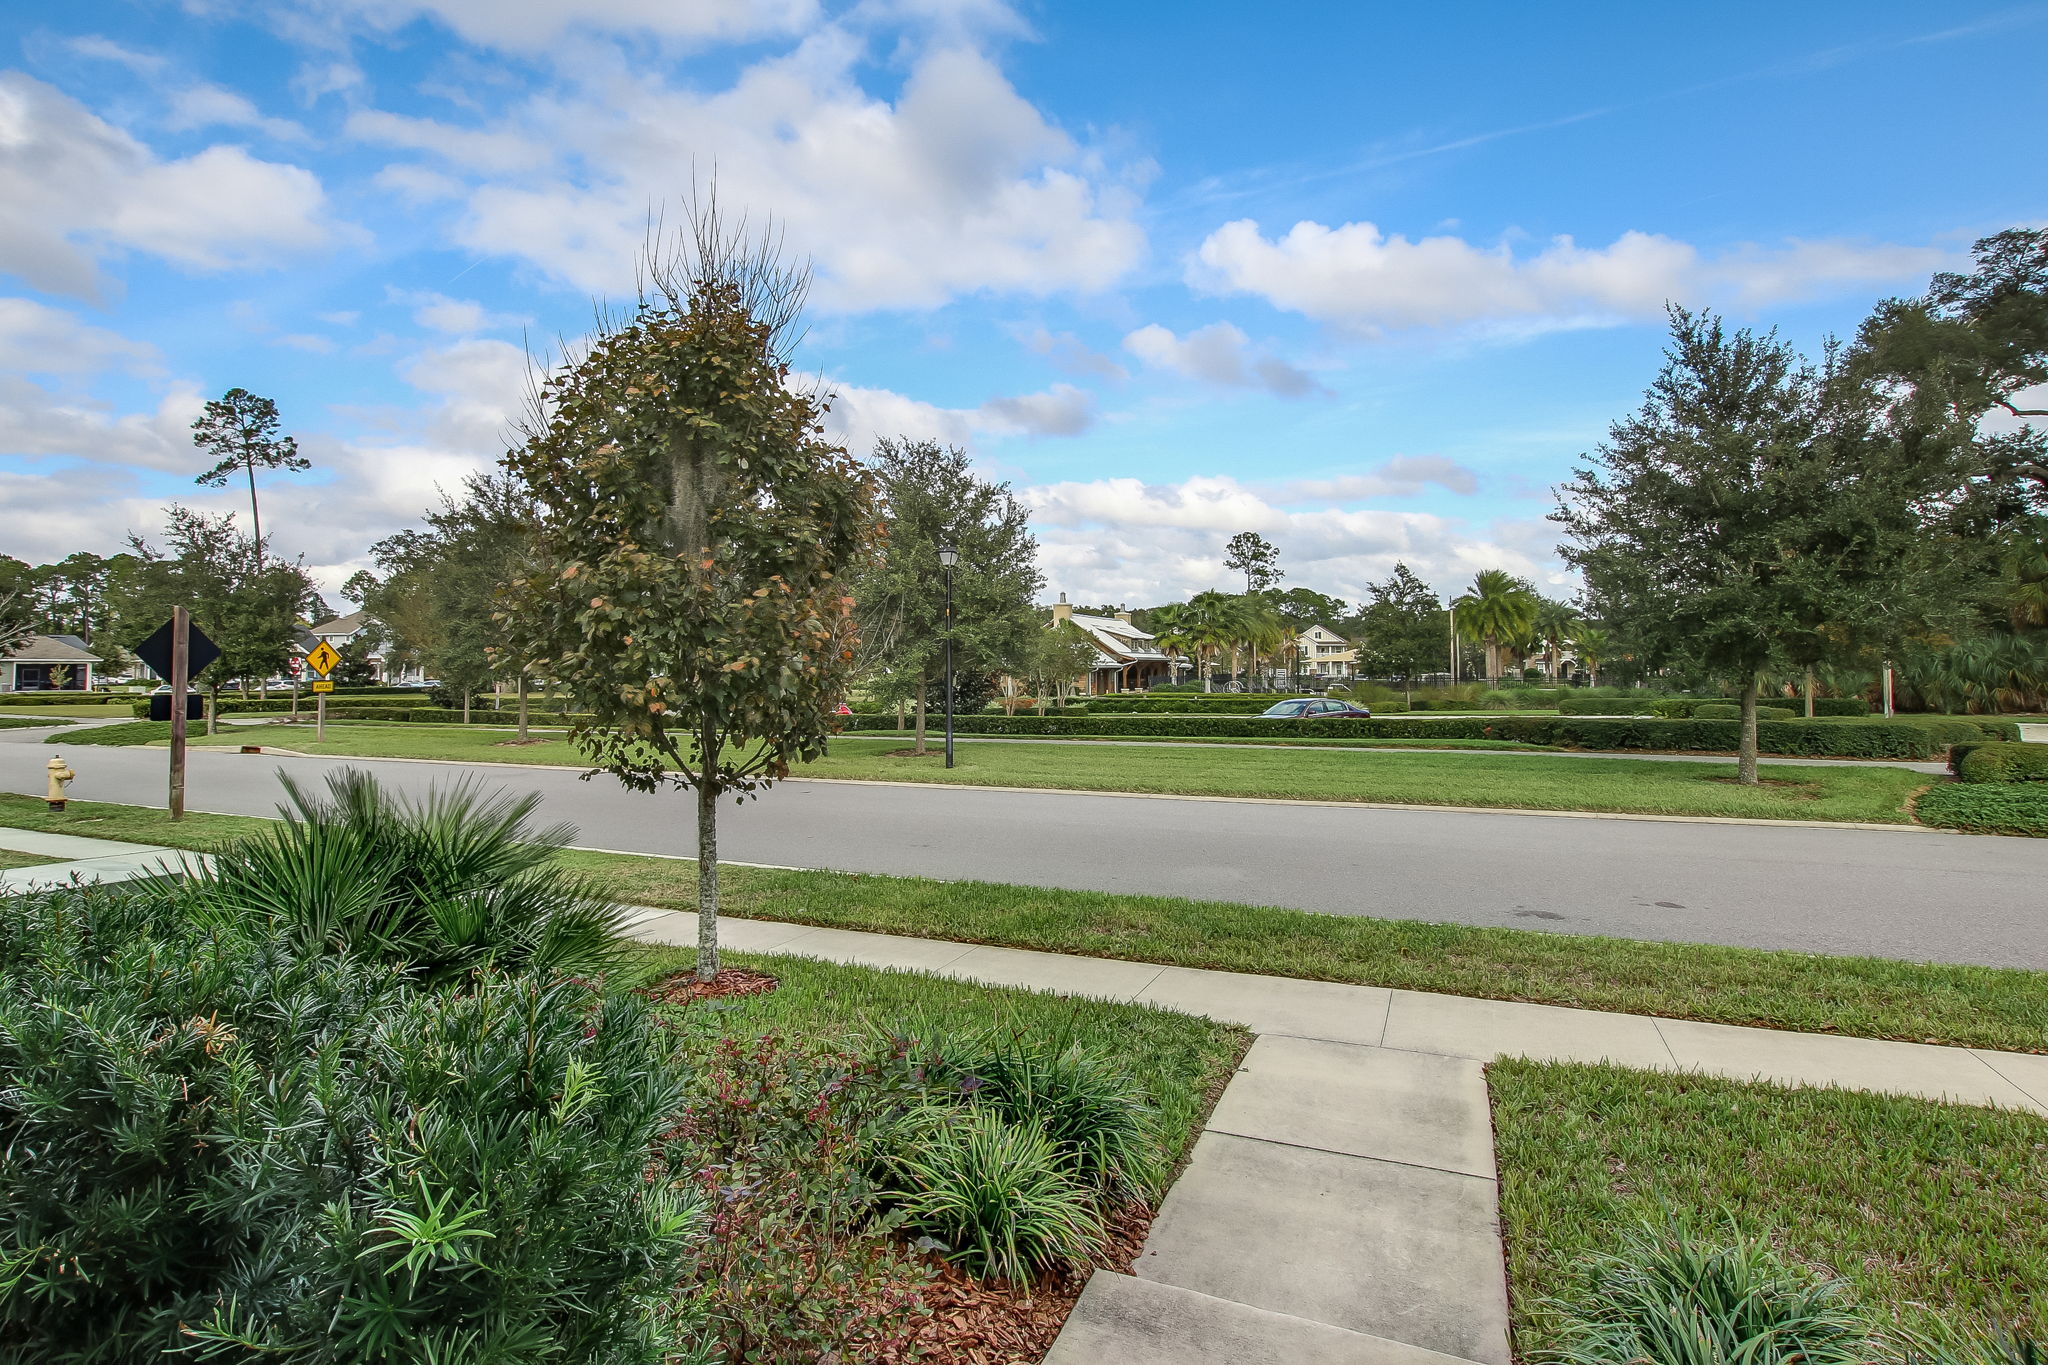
(1484, 637), (1500, 686)
(1201, 657), (1212, 693)
(516, 676), (530, 741)
(896, 697), (906, 730)
(695, 722), (721, 982)
(291, 680), (300, 720)
(1803, 668), (1815, 719)
(1737, 675), (1760, 786)
(205, 685), (218, 736)
(913, 676), (929, 756)
(463, 688), (472, 725)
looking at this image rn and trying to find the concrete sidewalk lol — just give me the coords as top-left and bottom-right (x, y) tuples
(0, 827), (208, 893)
(623, 909), (2048, 1365)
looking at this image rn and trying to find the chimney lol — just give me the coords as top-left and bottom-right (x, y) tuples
(1114, 606), (1133, 624)
(1051, 591), (1072, 624)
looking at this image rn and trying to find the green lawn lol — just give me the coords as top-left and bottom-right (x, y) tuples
(5, 792), (2040, 1052)
(172, 723), (1933, 823)
(0, 716), (72, 730)
(0, 848), (60, 871)
(0, 701), (135, 717)
(1491, 1061), (2048, 1349)
(613, 942), (1247, 1186)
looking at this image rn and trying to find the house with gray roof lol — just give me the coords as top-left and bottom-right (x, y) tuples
(1050, 595), (1177, 694)
(1, 634), (102, 692)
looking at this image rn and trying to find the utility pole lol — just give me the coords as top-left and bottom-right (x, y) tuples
(168, 605), (189, 821)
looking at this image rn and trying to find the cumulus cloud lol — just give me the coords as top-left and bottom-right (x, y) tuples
(342, 42), (1143, 310)
(389, 289), (529, 334)
(164, 84), (307, 141)
(822, 378), (1096, 456)
(1020, 473), (1551, 606)
(0, 297), (159, 375)
(1277, 454), (1479, 500)
(0, 72), (340, 297)
(1191, 217), (1945, 334)
(0, 376), (202, 472)
(1122, 321), (1323, 397)
(320, 0), (817, 53)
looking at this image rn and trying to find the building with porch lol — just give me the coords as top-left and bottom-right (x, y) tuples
(1050, 595), (1176, 695)
(1293, 624), (1357, 680)
(306, 611), (423, 684)
(1, 634), (101, 691)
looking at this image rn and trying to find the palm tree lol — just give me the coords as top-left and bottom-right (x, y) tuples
(1533, 598), (1580, 680)
(1236, 598), (1289, 689)
(1147, 602), (1197, 685)
(1571, 625), (1611, 685)
(1184, 590), (1249, 692)
(1453, 570), (1539, 685)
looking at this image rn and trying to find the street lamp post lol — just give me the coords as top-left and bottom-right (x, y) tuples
(938, 544), (958, 769)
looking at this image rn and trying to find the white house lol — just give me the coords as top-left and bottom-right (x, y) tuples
(1293, 623), (1357, 680)
(1050, 595), (1176, 694)
(306, 611), (422, 683)
(1, 634), (101, 692)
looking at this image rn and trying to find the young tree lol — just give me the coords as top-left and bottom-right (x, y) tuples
(192, 390), (311, 569)
(1182, 590), (1252, 690)
(1022, 620), (1103, 713)
(503, 210), (876, 981)
(1223, 531), (1283, 593)
(1556, 309), (1981, 781)
(848, 438), (1043, 753)
(1351, 563), (1446, 698)
(122, 509), (317, 730)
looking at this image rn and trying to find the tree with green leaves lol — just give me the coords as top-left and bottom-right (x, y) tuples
(1453, 570), (1538, 686)
(1021, 619), (1103, 712)
(121, 509), (319, 730)
(848, 438), (1042, 753)
(1223, 531), (1283, 594)
(1570, 624), (1612, 686)
(1259, 586), (1349, 633)
(1180, 590), (1254, 690)
(502, 210), (876, 981)
(1557, 309), (1983, 781)
(192, 389), (311, 569)
(1351, 562), (1446, 697)
(1532, 598), (1581, 680)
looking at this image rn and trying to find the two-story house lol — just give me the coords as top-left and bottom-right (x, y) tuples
(1293, 623), (1358, 680)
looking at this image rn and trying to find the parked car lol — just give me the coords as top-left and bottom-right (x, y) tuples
(1258, 697), (1372, 719)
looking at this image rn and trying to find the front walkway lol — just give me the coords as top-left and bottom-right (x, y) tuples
(0, 826), (206, 893)
(625, 910), (2048, 1365)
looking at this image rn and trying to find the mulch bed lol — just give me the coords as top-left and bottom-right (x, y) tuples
(637, 968), (781, 1004)
(875, 1204), (1155, 1364)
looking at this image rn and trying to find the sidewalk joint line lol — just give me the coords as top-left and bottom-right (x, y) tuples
(1200, 1127), (1496, 1184)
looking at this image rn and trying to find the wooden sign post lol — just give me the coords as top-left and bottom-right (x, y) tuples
(168, 606), (189, 822)
(305, 641), (341, 741)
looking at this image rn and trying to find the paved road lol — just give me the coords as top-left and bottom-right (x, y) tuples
(10, 723), (2047, 970)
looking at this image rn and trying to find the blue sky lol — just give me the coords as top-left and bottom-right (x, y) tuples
(3, 1), (2044, 610)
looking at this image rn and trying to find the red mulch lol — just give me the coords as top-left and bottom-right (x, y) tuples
(873, 1203), (1155, 1364)
(637, 968), (781, 1004)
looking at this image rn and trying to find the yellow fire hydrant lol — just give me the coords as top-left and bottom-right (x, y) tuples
(46, 754), (75, 812)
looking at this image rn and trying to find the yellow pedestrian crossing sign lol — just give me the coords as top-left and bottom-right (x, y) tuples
(306, 641), (341, 677)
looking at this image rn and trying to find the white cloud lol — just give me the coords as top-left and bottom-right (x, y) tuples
(1278, 455), (1479, 500)
(0, 297), (159, 375)
(400, 336), (533, 452)
(1022, 327), (1128, 381)
(1192, 217), (1946, 334)
(62, 35), (167, 76)
(390, 289), (529, 334)
(321, 0), (818, 53)
(0, 72), (341, 297)
(1123, 321), (1323, 397)
(0, 376), (202, 472)
(822, 378), (1096, 455)
(165, 84), (308, 141)
(342, 42), (1143, 310)
(1020, 473), (1552, 606)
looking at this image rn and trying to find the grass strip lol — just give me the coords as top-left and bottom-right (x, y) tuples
(612, 942), (1247, 1179)
(0, 849), (61, 871)
(0, 717), (72, 730)
(1490, 1060), (2048, 1348)
(1914, 782), (2048, 837)
(169, 724), (1932, 823)
(3, 793), (2041, 1052)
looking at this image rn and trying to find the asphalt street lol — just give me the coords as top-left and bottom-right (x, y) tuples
(8, 722), (2046, 970)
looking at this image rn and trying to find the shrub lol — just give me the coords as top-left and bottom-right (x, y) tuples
(1559, 696), (1647, 715)
(879, 1106), (1103, 1283)
(915, 1029), (1158, 1196)
(1914, 783), (2048, 836)
(1812, 697), (1871, 716)
(1951, 742), (2048, 783)
(1694, 702), (1740, 720)
(1533, 1219), (1877, 1365)
(182, 768), (633, 983)
(49, 719), (171, 746)
(0, 884), (705, 1361)
(676, 1035), (930, 1363)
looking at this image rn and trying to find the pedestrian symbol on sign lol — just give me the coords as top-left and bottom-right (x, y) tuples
(306, 641), (341, 677)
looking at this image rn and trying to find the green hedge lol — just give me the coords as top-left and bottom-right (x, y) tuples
(841, 713), (1989, 758)
(1812, 698), (1871, 716)
(1692, 703), (1795, 721)
(1914, 783), (2048, 836)
(0, 716), (70, 730)
(1950, 741), (2048, 783)
(1084, 694), (1301, 713)
(0, 692), (117, 707)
